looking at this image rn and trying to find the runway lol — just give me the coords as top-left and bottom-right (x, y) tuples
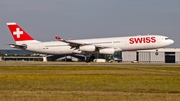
(0, 61), (180, 66)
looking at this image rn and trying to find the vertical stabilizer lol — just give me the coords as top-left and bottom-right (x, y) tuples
(7, 22), (40, 44)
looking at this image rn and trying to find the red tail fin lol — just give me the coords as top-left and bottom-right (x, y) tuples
(7, 22), (34, 41)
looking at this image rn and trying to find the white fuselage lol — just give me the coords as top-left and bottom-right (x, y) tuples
(21, 35), (174, 55)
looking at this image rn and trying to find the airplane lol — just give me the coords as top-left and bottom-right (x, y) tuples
(7, 22), (174, 62)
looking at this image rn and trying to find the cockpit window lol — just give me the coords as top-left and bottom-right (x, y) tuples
(165, 38), (171, 40)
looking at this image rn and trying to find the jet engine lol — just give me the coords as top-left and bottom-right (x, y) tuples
(79, 45), (96, 52)
(99, 48), (114, 54)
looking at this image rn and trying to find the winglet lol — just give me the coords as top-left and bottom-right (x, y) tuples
(55, 36), (63, 41)
(69, 38), (73, 40)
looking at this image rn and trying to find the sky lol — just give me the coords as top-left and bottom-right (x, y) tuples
(0, 0), (180, 49)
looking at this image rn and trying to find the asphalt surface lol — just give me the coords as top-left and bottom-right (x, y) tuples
(0, 61), (180, 66)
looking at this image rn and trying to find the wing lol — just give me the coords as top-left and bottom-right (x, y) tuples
(55, 36), (122, 54)
(55, 36), (107, 49)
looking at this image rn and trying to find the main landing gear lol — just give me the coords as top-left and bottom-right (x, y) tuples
(85, 54), (95, 63)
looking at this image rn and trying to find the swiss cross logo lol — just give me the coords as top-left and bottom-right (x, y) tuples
(13, 28), (23, 38)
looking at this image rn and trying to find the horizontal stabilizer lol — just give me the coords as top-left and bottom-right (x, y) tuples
(7, 44), (27, 49)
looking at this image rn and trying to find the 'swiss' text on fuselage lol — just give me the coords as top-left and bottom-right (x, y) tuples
(129, 37), (156, 44)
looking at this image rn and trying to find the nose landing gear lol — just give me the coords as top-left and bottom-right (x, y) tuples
(155, 49), (158, 55)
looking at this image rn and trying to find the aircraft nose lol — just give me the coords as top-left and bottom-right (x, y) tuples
(170, 39), (174, 44)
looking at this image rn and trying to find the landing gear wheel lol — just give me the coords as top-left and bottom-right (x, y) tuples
(155, 52), (158, 55)
(155, 49), (158, 55)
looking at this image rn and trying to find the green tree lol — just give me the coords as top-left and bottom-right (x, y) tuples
(0, 52), (4, 56)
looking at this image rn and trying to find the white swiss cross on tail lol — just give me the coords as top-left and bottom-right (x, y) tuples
(13, 28), (23, 38)
(7, 22), (36, 42)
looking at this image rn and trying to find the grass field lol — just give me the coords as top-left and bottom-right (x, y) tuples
(0, 61), (180, 101)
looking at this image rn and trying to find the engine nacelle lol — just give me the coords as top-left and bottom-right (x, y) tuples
(99, 48), (114, 54)
(79, 45), (96, 52)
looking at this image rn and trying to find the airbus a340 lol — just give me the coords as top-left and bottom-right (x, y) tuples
(7, 22), (174, 61)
